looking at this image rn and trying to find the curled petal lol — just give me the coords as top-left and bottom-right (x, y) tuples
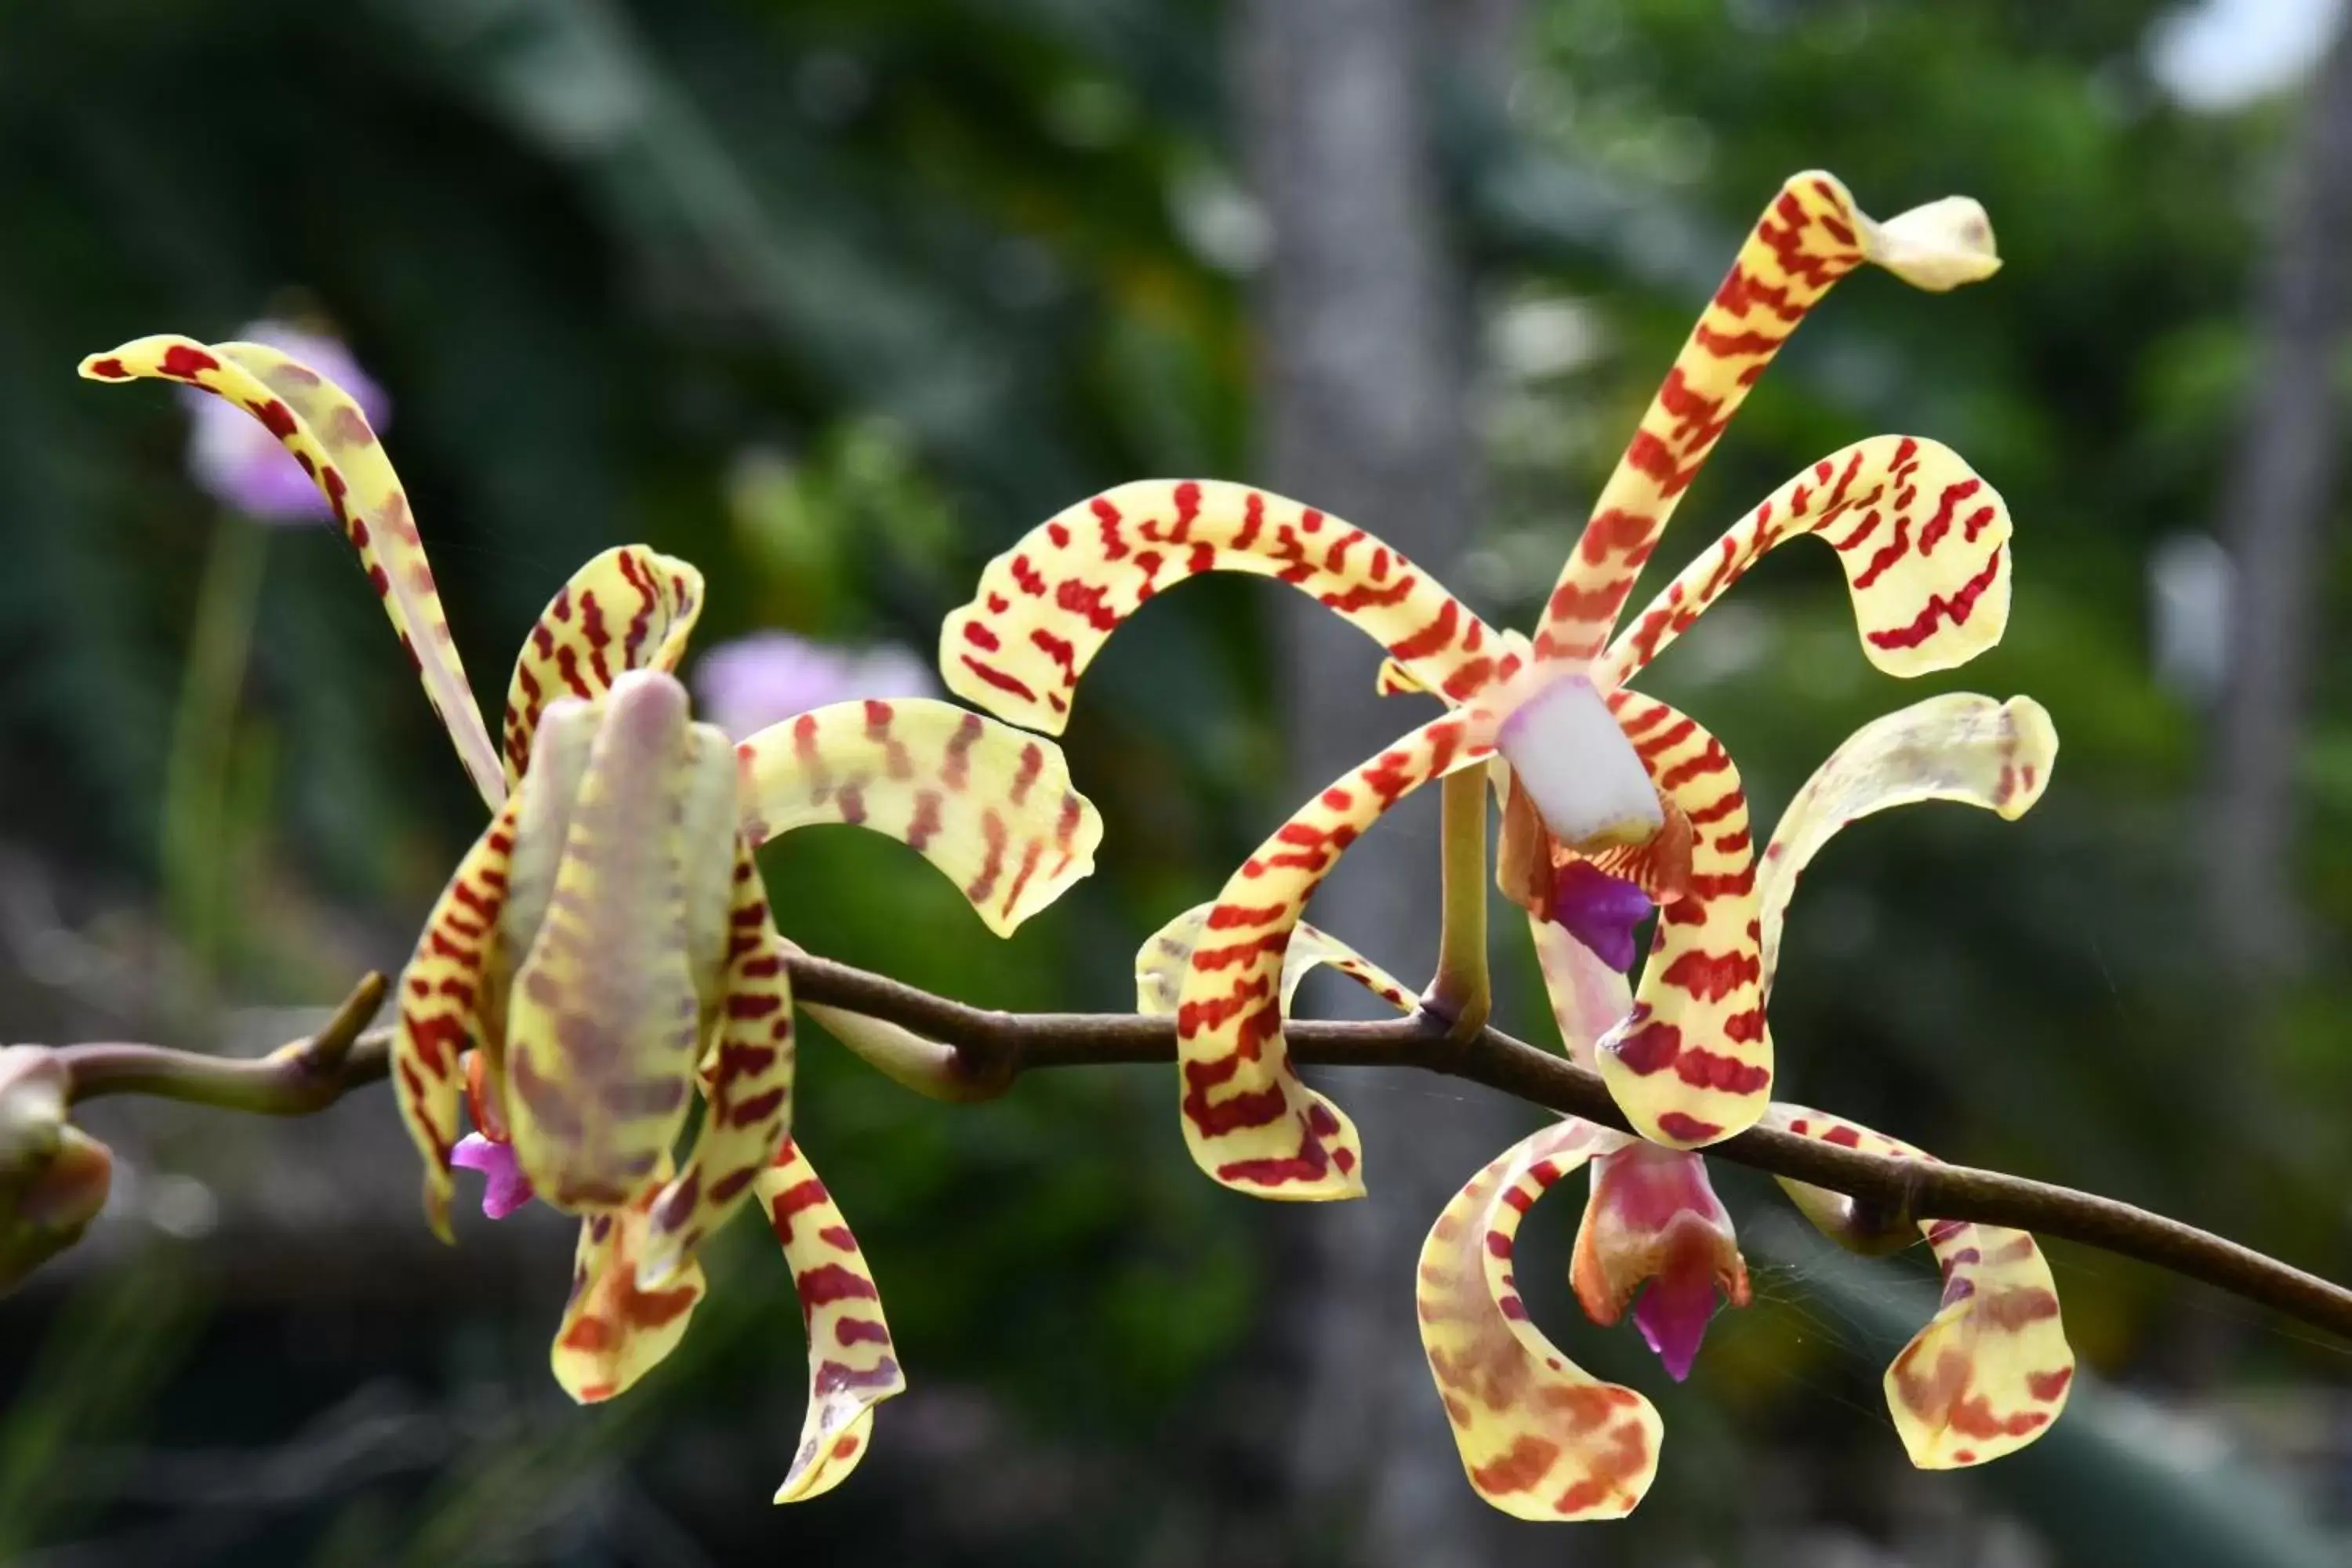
(1767, 1106), (2074, 1468)
(393, 796), (523, 1242)
(1601, 437), (2013, 688)
(1526, 915), (1634, 1072)
(82, 335), (505, 809)
(1136, 902), (1416, 1019)
(1175, 713), (1494, 1200)
(1534, 172), (1998, 666)
(1592, 695), (1769, 1149)
(760, 1140), (905, 1503)
(185, 322), (388, 521)
(506, 672), (717, 1213)
(552, 1171), (707, 1404)
(942, 481), (1515, 733)
(735, 700), (1101, 938)
(1861, 196), (2001, 292)
(1375, 656), (1426, 696)
(501, 546), (704, 784)
(1418, 1120), (1661, 1520)
(639, 837), (797, 1289)
(1759, 693), (2056, 996)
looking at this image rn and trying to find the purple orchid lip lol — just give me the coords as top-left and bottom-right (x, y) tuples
(1634, 1261), (1719, 1383)
(1549, 859), (1654, 972)
(452, 1133), (535, 1220)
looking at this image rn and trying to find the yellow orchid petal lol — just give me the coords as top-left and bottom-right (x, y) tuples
(1419, 1120), (1661, 1520)
(1759, 694), (2057, 996)
(507, 673), (722, 1212)
(1592, 694), (1769, 1149)
(1600, 437), (2013, 688)
(1375, 657), (1427, 696)
(735, 699), (1102, 938)
(761, 1139), (906, 1503)
(500, 545), (705, 785)
(82, 335), (505, 809)
(551, 1167), (708, 1405)
(942, 481), (1515, 732)
(1136, 902), (1416, 1018)
(392, 794), (523, 1242)
(1175, 713), (1493, 1200)
(1767, 1106), (2074, 1468)
(1526, 913), (1635, 1073)
(639, 837), (797, 1289)
(1534, 172), (1998, 666)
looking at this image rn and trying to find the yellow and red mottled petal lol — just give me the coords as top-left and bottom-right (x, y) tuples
(1136, 902), (1416, 1018)
(1593, 694), (1768, 1149)
(941, 481), (1512, 734)
(760, 1139), (905, 1503)
(1418, 1120), (1661, 1521)
(735, 699), (1102, 938)
(1534, 174), (1998, 666)
(552, 1170), (708, 1405)
(507, 673), (717, 1213)
(500, 545), (705, 785)
(393, 796), (521, 1243)
(1759, 694), (2056, 996)
(1526, 913), (1635, 1073)
(499, 701), (598, 1003)
(1176, 712), (1494, 1200)
(82, 335), (505, 808)
(1375, 657), (1427, 696)
(1600, 437), (2013, 689)
(639, 837), (796, 1288)
(1766, 1106), (2074, 1468)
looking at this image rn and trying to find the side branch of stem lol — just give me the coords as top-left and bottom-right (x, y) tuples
(34, 957), (2352, 1340)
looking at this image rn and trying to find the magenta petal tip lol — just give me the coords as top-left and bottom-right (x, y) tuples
(1632, 1269), (1719, 1382)
(452, 1133), (535, 1220)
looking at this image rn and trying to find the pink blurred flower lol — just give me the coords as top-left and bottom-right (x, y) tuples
(691, 632), (937, 740)
(183, 321), (387, 521)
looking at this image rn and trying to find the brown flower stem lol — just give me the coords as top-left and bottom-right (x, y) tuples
(59, 973), (389, 1115)
(31, 957), (2352, 1341)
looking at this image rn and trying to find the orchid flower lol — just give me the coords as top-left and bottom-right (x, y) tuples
(945, 172), (2011, 1196)
(693, 632), (938, 741)
(82, 335), (1105, 1502)
(1142, 691), (2072, 1517)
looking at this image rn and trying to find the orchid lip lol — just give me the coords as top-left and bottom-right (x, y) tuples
(1548, 860), (1653, 973)
(1494, 672), (1664, 852)
(452, 1132), (536, 1220)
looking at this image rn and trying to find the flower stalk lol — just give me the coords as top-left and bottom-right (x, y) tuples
(22, 955), (2352, 1343)
(1422, 766), (1491, 1042)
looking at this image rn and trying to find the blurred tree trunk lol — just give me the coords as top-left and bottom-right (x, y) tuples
(1236, 2), (1552, 1563)
(2209, 9), (2352, 975)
